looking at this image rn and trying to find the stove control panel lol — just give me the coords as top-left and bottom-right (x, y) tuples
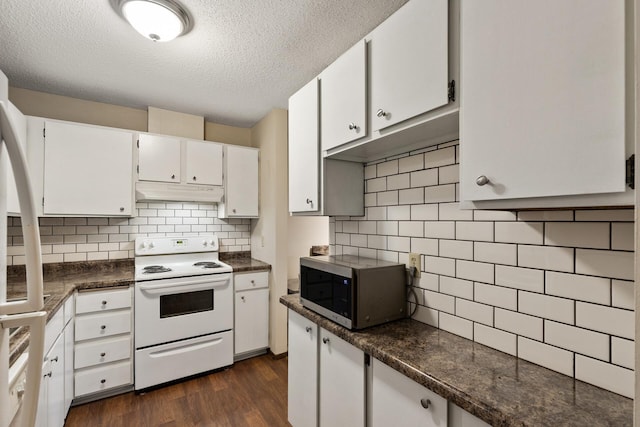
(135, 234), (220, 255)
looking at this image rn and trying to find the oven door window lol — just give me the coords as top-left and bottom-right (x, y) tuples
(160, 289), (214, 318)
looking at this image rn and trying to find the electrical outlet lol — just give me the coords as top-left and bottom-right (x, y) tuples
(408, 253), (421, 278)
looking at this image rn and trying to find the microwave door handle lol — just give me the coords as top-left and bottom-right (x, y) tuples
(0, 311), (46, 427)
(0, 101), (44, 315)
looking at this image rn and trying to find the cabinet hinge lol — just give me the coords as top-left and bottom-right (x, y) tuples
(42, 197), (44, 206)
(136, 165), (139, 174)
(136, 139), (139, 148)
(448, 80), (455, 102)
(43, 127), (45, 138)
(364, 353), (371, 367)
(626, 154), (635, 189)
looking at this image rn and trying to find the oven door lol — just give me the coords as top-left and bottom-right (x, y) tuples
(134, 273), (232, 348)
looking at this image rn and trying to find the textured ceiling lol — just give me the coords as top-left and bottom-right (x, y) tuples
(0, 0), (407, 127)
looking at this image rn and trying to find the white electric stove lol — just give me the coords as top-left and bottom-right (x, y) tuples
(134, 234), (234, 390)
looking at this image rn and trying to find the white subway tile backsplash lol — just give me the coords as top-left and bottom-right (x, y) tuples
(411, 238), (438, 256)
(366, 177), (387, 193)
(545, 272), (610, 305)
(411, 204), (439, 221)
(545, 222), (610, 249)
(575, 302), (634, 340)
(364, 193), (377, 207)
(439, 240), (473, 260)
(424, 221), (455, 239)
(424, 184), (456, 203)
(575, 249), (634, 281)
(473, 242), (517, 266)
(410, 169), (438, 187)
(399, 154), (424, 173)
(439, 164), (459, 185)
(377, 159), (398, 177)
(472, 210), (516, 222)
(494, 222), (543, 245)
(574, 209), (634, 222)
(611, 223), (634, 251)
(377, 221), (399, 236)
(415, 273), (439, 292)
(456, 260), (494, 284)
(413, 304), (439, 327)
(367, 207), (387, 221)
(399, 188), (424, 205)
(377, 191), (399, 206)
(440, 276), (473, 299)
(424, 290), (455, 314)
(399, 221), (424, 237)
(456, 222), (493, 242)
(518, 337), (573, 377)
(388, 236), (410, 252)
(518, 292), (574, 324)
(612, 280), (634, 310)
(388, 205), (411, 221)
(575, 355), (634, 399)
(494, 309), (542, 340)
(456, 299), (493, 326)
(474, 283), (517, 311)
(424, 146), (455, 168)
(517, 211), (574, 222)
(439, 202), (473, 221)
(439, 312), (473, 340)
(364, 164), (377, 179)
(474, 324), (516, 356)
(612, 337), (634, 370)
(545, 320), (609, 361)
(518, 245), (574, 273)
(367, 235), (387, 250)
(424, 256), (456, 276)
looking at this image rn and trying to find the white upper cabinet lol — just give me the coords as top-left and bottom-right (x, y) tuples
(137, 133), (181, 183)
(321, 40), (367, 152)
(460, 0), (628, 206)
(289, 79), (320, 213)
(219, 145), (259, 218)
(43, 120), (134, 216)
(184, 139), (223, 186)
(370, 0), (449, 132)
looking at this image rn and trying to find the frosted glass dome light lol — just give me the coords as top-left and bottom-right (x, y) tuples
(119, 0), (191, 42)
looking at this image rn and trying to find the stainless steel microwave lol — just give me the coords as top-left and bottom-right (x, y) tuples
(299, 255), (406, 330)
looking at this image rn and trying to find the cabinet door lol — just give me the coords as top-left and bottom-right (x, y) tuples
(370, 0), (448, 132)
(224, 145), (259, 217)
(138, 133), (181, 183)
(288, 310), (318, 427)
(321, 41), (367, 151)
(460, 0), (625, 202)
(63, 321), (74, 415)
(234, 288), (269, 355)
(185, 140), (223, 186)
(288, 79), (320, 213)
(35, 359), (49, 427)
(371, 358), (447, 427)
(43, 121), (134, 216)
(319, 328), (365, 427)
(47, 334), (65, 427)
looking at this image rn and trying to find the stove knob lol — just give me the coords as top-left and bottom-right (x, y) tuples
(141, 241), (148, 250)
(208, 240), (215, 247)
(202, 240), (208, 247)
(148, 242), (155, 249)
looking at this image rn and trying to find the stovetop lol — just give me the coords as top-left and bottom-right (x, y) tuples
(134, 234), (233, 281)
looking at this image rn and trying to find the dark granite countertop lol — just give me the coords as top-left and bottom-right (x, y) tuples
(280, 294), (633, 427)
(8, 255), (270, 365)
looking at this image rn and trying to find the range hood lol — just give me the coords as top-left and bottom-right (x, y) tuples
(135, 181), (224, 203)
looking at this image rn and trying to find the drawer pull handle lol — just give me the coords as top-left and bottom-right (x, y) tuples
(420, 398), (431, 409)
(251, 280), (255, 285)
(305, 326), (312, 333)
(100, 379), (106, 384)
(50, 356), (58, 363)
(100, 352), (106, 357)
(101, 300), (107, 305)
(322, 337), (330, 344)
(100, 325), (106, 330)
(44, 372), (52, 378)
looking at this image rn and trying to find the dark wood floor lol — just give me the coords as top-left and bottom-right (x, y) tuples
(65, 355), (290, 427)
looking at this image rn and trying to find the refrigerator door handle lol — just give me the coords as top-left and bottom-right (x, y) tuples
(0, 311), (46, 427)
(0, 100), (44, 315)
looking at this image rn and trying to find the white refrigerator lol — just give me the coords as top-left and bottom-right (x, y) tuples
(0, 69), (47, 427)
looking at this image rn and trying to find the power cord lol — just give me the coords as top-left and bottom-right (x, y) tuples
(406, 266), (419, 318)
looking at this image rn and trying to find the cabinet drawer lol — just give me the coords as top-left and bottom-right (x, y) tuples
(75, 310), (131, 342)
(76, 288), (131, 314)
(235, 271), (268, 291)
(74, 361), (132, 397)
(75, 336), (131, 369)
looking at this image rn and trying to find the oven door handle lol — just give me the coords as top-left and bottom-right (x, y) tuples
(138, 276), (230, 295)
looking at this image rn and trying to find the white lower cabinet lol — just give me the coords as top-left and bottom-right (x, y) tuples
(287, 309), (365, 427)
(448, 403), (491, 427)
(74, 287), (133, 400)
(234, 271), (269, 358)
(371, 358), (447, 426)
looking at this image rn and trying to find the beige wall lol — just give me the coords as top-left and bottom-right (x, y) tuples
(8, 87), (251, 145)
(287, 216), (329, 280)
(250, 108), (289, 356)
(148, 106), (204, 139)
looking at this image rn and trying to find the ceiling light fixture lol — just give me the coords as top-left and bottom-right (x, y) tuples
(112, 0), (192, 42)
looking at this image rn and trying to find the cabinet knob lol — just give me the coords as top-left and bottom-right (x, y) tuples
(306, 198), (312, 205)
(241, 296), (245, 302)
(101, 300), (107, 305)
(100, 352), (106, 357)
(50, 356), (58, 363)
(305, 326), (312, 333)
(171, 174), (176, 179)
(44, 372), (52, 378)
(251, 280), (255, 286)
(322, 337), (330, 344)
(420, 398), (431, 409)
(476, 175), (490, 186)
(119, 207), (125, 212)
(376, 109), (388, 118)
(100, 379), (106, 384)
(193, 176), (197, 181)
(348, 122), (358, 130)
(232, 208), (237, 213)
(100, 325), (106, 330)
